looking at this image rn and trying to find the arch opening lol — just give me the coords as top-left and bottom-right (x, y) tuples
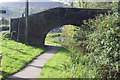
(45, 27), (62, 46)
(44, 25), (78, 47)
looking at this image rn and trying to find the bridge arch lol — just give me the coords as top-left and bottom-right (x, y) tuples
(10, 7), (109, 47)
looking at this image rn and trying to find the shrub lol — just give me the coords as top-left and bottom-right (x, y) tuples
(85, 11), (120, 78)
(61, 2), (120, 78)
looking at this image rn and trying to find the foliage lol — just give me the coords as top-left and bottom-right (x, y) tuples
(1, 33), (46, 79)
(63, 51), (99, 78)
(40, 48), (99, 78)
(40, 2), (120, 78)
(73, 1), (113, 9)
(85, 12), (120, 78)
(60, 25), (99, 78)
(61, 25), (76, 49)
(61, 25), (89, 53)
(60, 2), (120, 78)
(45, 33), (61, 46)
(41, 2), (120, 78)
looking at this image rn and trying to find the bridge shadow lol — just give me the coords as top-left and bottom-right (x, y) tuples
(44, 44), (61, 49)
(28, 65), (43, 69)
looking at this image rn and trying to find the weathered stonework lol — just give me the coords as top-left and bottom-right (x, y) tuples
(10, 7), (109, 47)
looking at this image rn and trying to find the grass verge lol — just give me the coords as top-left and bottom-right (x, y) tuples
(40, 48), (70, 78)
(40, 48), (99, 78)
(0, 25), (10, 28)
(1, 33), (46, 79)
(45, 38), (61, 46)
(45, 33), (61, 46)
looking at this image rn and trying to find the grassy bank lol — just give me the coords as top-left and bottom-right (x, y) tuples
(40, 48), (99, 78)
(1, 33), (46, 79)
(45, 33), (61, 46)
(0, 25), (10, 28)
(40, 48), (70, 78)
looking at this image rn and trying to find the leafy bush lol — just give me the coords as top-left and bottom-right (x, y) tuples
(61, 2), (120, 78)
(60, 25), (99, 78)
(61, 25), (76, 49)
(40, 48), (99, 78)
(85, 11), (120, 78)
(63, 52), (99, 78)
(61, 25), (89, 53)
(73, 2), (113, 9)
(41, 2), (120, 78)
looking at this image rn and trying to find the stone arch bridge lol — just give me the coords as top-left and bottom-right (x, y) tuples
(10, 7), (109, 47)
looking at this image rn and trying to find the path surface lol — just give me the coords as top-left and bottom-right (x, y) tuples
(7, 44), (60, 80)
(0, 31), (9, 35)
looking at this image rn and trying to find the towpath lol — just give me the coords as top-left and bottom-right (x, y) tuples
(7, 44), (60, 80)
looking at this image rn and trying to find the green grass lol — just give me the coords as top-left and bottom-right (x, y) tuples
(1, 33), (46, 78)
(45, 33), (61, 46)
(0, 25), (10, 28)
(46, 33), (61, 37)
(40, 48), (70, 78)
(45, 38), (61, 46)
(40, 48), (99, 78)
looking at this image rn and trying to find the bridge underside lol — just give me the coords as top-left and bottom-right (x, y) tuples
(10, 7), (109, 47)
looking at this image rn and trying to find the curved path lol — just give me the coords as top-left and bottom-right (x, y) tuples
(7, 44), (60, 80)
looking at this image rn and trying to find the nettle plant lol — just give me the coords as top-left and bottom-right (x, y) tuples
(85, 10), (120, 74)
